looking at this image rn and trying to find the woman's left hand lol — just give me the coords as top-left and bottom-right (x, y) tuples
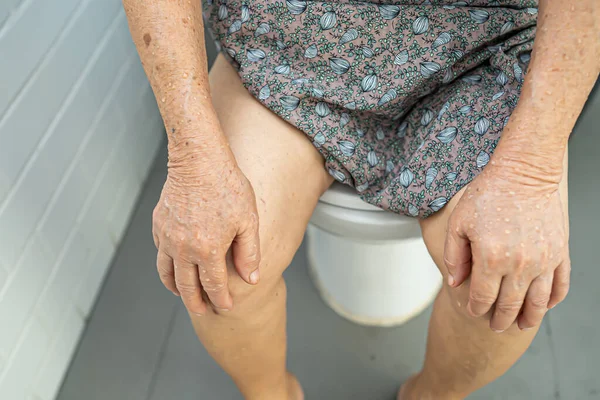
(444, 159), (570, 332)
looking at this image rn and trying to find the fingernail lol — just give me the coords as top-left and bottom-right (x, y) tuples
(521, 326), (534, 331)
(194, 313), (204, 317)
(447, 275), (455, 287)
(250, 269), (260, 284)
(172, 292), (180, 297)
(492, 328), (504, 333)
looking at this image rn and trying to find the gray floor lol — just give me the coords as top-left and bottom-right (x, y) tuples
(57, 83), (600, 400)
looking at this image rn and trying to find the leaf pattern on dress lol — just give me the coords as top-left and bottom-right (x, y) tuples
(280, 95), (299, 111)
(330, 58), (350, 75)
(286, 0), (307, 15)
(340, 28), (359, 45)
(246, 48), (265, 62)
(320, 11), (337, 30)
(205, 0), (536, 218)
(413, 16), (430, 35)
(420, 61), (441, 78)
(436, 126), (458, 143)
(304, 44), (318, 59)
(432, 32), (451, 49)
(338, 140), (356, 156)
(425, 166), (438, 189)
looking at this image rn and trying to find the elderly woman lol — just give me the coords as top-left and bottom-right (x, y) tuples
(123, 1), (598, 399)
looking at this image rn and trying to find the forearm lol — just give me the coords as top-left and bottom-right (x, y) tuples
(123, 0), (229, 168)
(494, 0), (599, 182)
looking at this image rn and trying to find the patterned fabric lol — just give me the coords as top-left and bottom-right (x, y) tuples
(203, 0), (537, 217)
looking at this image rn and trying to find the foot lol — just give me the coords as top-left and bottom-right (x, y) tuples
(287, 373), (304, 400)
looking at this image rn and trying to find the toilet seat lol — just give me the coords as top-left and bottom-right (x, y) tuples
(311, 182), (421, 241)
(319, 182), (382, 211)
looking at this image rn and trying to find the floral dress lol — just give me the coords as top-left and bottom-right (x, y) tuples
(203, 0), (538, 217)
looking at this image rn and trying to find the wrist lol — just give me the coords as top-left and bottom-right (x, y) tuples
(489, 146), (564, 187)
(167, 130), (234, 170)
(493, 110), (568, 185)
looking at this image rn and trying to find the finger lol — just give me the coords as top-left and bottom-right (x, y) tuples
(466, 265), (501, 318)
(490, 276), (529, 332)
(548, 258), (571, 309)
(444, 222), (472, 287)
(157, 250), (179, 296)
(518, 272), (553, 330)
(232, 218), (261, 285)
(199, 253), (233, 311)
(174, 261), (206, 316)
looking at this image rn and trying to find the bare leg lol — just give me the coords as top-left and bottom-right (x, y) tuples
(400, 153), (569, 399)
(187, 54), (332, 400)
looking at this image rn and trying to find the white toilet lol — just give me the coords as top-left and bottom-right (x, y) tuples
(307, 182), (442, 327)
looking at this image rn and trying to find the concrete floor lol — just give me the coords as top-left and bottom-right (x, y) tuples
(56, 80), (600, 399)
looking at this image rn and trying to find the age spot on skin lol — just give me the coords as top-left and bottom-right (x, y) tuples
(143, 33), (152, 47)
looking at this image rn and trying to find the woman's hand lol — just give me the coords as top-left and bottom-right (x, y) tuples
(122, 0), (263, 315)
(152, 148), (261, 315)
(444, 160), (570, 332)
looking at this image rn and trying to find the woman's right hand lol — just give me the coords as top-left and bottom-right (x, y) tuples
(122, 0), (261, 314)
(152, 146), (261, 315)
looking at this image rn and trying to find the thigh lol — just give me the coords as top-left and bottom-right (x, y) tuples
(420, 150), (569, 313)
(208, 54), (333, 304)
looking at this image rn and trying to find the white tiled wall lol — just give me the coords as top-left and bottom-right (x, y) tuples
(0, 0), (164, 399)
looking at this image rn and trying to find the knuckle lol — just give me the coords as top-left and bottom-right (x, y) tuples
(176, 282), (198, 295)
(521, 256), (535, 269)
(202, 266), (227, 280)
(560, 264), (572, 278)
(443, 256), (468, 270)
(469, 291), (496, 306)
(519, 317), (540, 329)
(157, 269), (172, 281)
(240, 252), (260, 268)
(202, 271), (227, 290)
(203, 281), (227, 293)
(495, 300), (522, 314)
(197, 242), (222, 259)
(528, 295), (549, 309)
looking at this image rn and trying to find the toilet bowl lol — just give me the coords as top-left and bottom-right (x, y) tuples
(307, 182), (442, 327)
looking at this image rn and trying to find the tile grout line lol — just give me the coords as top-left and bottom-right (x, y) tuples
(144, 301), (181, 400)
(544, 315), (561, 400)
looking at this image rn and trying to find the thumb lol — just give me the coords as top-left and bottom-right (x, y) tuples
(443, 220), (472, 287)
(232, 219), (261, 285)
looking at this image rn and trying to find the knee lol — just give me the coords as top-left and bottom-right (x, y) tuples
(441, 280), (495, 322)
(204, 231), (297, 316)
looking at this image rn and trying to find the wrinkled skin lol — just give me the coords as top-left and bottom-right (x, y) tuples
(152, 153), (260, 315)
(445, 159), (570, 332)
